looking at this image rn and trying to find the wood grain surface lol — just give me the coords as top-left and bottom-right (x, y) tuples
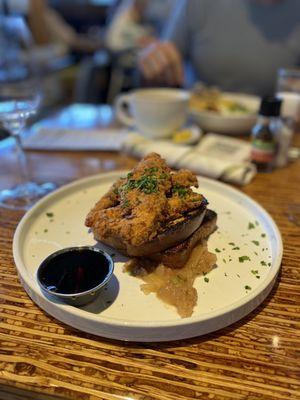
(0, 131), (299, 400)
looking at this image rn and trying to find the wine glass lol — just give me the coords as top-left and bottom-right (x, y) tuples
(0, 15), (56, 210)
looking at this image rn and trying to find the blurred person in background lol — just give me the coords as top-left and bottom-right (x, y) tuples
(0, 0), (104, 106)
(106, 0), (173, 52)
(89, 0), (173, 103)
(27, 0), (103, 57)
(138, 0), (300, 96)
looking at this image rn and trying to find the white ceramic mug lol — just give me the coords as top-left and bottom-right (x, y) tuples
(115, 88), (190, 138)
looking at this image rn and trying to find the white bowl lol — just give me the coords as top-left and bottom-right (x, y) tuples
(189, 92), (260, 135)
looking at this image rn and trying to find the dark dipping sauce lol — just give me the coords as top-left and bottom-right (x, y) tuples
(38, 248), (112, 295)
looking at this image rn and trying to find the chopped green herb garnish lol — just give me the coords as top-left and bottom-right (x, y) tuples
(113, 188), (119, 195)
(121, 169), (161, 195)
(236, 274), (240, 278)
(171, 275), (186, 285)
(245, 285), (252, 290)
(232, 247), (240, 250)
(254, 251), (258, 256)
(223, 258), (226, 263)
(229, 242), (235, 246)
(204, 277), (209, 283)
(239, 256), (250, 263)
(256, 276), (260, 279)
(122, 199), (130, 208)
(260, 261), (267, 266)
(248, 222), (255, 230)
(268, 262), (271, 266)
(46, 212), (54, 218)
(44, 229), (48, 233)
(261, 233), (266, 238)
(215, 248), (221, 253)
(224, 272), (228, 277)
(173, 184), (188, 198)
(252, 240), (259, 246)
(251, 270), (259, 275)
(145, 167), (158, 174)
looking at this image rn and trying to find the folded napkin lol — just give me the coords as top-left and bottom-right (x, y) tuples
(122, 133), (256, 185)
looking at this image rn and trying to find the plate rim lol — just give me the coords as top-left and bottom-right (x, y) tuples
(13, 172), (283, 334)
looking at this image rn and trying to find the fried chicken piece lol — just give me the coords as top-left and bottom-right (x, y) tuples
(167, 192), (206, 221)
(85, 178), (125, 227)
(85, 153), (207, 248)
(171, 169), (199, 188)
(86, 153), (171, 246)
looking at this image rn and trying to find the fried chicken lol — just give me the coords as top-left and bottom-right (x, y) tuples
(85, 153), (206, 248)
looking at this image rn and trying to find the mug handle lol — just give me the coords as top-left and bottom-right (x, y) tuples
(115, 94), (134, 126)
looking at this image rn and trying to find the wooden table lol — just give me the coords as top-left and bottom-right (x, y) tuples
(0, 123), (299, 400)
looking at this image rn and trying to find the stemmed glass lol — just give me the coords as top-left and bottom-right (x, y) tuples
(0, 15), (56, 210)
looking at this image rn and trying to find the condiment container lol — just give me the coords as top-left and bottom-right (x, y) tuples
(37, 246), (114, 306)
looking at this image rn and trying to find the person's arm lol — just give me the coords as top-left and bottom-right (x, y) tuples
(138, 0), (188, 86)
(44, 7), (102, 53)
(28, 0), (50, 45)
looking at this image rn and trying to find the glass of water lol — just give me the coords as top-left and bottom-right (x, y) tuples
(0, 15), (56, 210)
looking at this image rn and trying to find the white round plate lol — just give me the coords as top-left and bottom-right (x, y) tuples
(189, 92), (260, 134)
(13, 172), (282, 342)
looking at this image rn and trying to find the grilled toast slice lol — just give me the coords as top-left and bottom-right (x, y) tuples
(148, 209), (217, 269)
(100, 202), (207, 257)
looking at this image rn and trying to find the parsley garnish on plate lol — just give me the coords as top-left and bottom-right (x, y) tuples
(245, 285), (252, 290)
(248, 222), (255, 230)
(204, 277), (209, 283)
(252, 240), (260, 246)
(239, 256), (250, 263)
(46, 212), (54, 218)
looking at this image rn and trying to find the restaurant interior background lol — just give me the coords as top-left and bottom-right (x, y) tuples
(0, 0), (117, 128)
(0, 1), (300, 399)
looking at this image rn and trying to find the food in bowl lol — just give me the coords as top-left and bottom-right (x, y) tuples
(85, 153), (217, 317)
(189, 85), (259, 134)
(190, 86), (252, 116)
